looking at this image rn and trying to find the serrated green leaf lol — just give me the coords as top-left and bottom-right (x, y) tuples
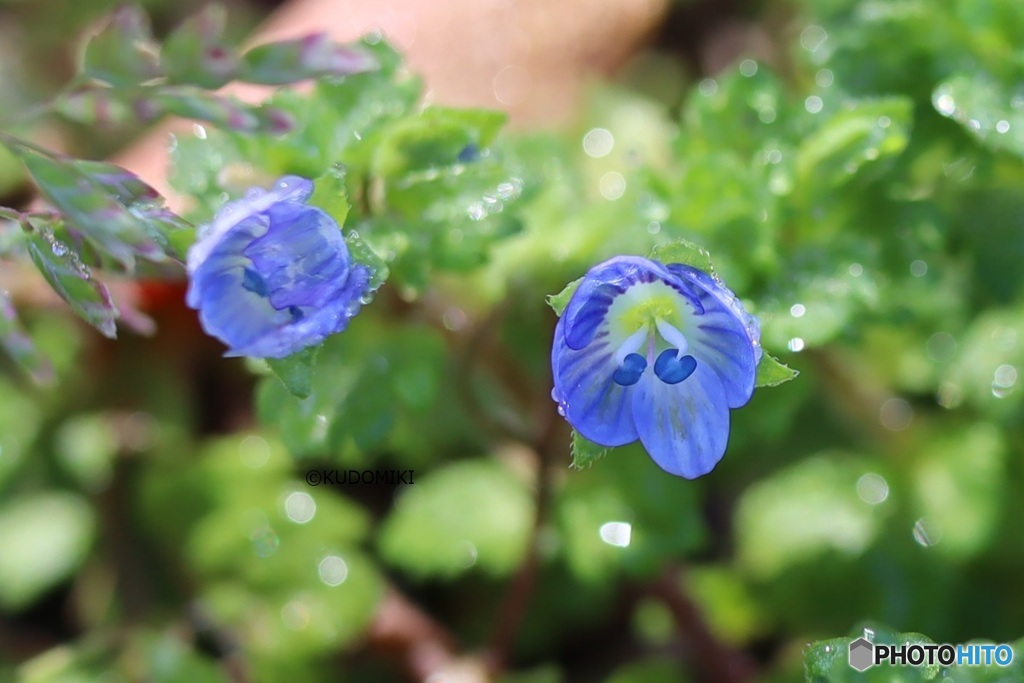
(20, 151), (167, 269)
(25, 227), (119, 338)
(755, 352), (798, 387)
(82, 6), (160, 86)
(548, 277), (582, 317)
(650, 238), (715, 273)
(266, 346), (319, 399)
(571, 430), (609, 469)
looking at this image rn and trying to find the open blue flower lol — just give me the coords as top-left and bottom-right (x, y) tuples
(186, 175), (369, 358)
(551, 256), (761, 478)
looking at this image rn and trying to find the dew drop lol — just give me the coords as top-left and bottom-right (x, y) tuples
(800, 25), (828, 52)
(789, 303), (806, 318)
(996, 119), (1010, 134)
(805, 96), (824, 114)
(912, 518), (941, 547)
(935, 92), (956, 116)
(787, 337), (805, 352)
(857, 473), (889, 504)
(739, 59), (758, 77)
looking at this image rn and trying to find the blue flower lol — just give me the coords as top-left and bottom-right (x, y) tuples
(186, 175), (369, 358)
(551, 256), (761, 478)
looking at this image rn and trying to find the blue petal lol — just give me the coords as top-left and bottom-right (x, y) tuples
(551, 317), (639, 447)
(187, 175), (313, 273)
(563, 256), (702, 350)
(663, 264), (760, 409)
(193, 268), (291, 352)
(228, 264), (371, 358)
(243, 204), (350, 310)
(631, 363), (730, 479)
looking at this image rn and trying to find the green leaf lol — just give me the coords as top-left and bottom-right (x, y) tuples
(933, 72), (1024, 158)
(378, 459), (533, 579)
(736, 455), (884, 580)
(0, 292), (53, 384)
(548, 277), (582, 317)
(240, 34), (376, 86)
(82, 5), (160, 86)
(160, 5), (239, 89)
(795, 97), (913, 188)
(309, 166), (351, 227)
(146, 88), (292, 134)
(266, 346), (319, 399)
(755, 352), (799, 387)
(25, 227), (119, 338)
(53, 87), (133, 126)
(0, 493), (96, 610)
(650, 238), (715, 273)
(20, 151), (167, 269)
(571, 430), (609, 469)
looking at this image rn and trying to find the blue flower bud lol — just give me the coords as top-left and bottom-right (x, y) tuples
(186, 175), (369, 358)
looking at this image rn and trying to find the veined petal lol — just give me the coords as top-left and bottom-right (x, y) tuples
(563, 256), (702, 350)
(187, 175), (313, 273)
(665, 263), (759, 409)
(229, 264), (371, 358)
(194, 268), (292, 351)
(631, 363), (730, 479)
(552, 317), (639, 447)
(243, 203), (350, 309)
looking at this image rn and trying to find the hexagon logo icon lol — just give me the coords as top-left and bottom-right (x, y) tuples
(849, 637), (874, 672)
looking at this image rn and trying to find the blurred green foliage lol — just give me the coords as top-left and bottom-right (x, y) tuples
(4, 0), (1024, 682)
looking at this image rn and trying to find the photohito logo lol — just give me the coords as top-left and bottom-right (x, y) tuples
(848, 637), (1015, 671)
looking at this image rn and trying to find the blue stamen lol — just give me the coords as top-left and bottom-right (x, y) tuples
(612, 352), (647, 386)
(654, 350), (697, 384)
(242, 267), (269, 297)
